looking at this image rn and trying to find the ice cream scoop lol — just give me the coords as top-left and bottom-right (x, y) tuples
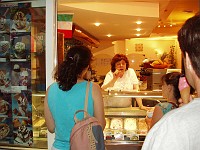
(179, 76), (190, 104)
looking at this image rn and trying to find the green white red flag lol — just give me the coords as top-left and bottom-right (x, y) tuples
(57, 14), (73, 38)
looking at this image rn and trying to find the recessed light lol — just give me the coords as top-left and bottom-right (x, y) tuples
(136, 34), (141, 36)
(107, 34), (112, 37)
(94, 22), (101, 26)
(136, 21), (142, 24)
(136, 28), (141, 31)
(75, 29), (82, 33)
(158, 25), (161, 28)
(183, 10), (193, 13)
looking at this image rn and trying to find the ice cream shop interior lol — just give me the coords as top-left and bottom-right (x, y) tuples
(0, 0), (199, 149)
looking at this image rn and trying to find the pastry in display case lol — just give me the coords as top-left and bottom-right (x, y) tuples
(124, 118), (137, 131)
(138, 118), (148, 135)
(110, 118), (123, 130)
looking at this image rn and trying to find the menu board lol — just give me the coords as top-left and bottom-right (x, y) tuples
(0, 2), (33, 146)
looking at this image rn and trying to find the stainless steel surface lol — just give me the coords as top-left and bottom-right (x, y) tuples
(105, 140), (143, 145)
(105, 107), (146, 117)
(102, 90), (163, 98)
(147, 68), (167, 90)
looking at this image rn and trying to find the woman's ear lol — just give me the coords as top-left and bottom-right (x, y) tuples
(186, 53), (192, 70)
(167, 84), (173, 92)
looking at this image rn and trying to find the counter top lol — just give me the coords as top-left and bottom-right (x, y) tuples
(105, 107), (147, 117)
(102, 90), (163, 98)
(105, 140), (143, 145)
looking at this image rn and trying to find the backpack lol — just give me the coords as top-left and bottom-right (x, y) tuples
(70, 82), (105, 150)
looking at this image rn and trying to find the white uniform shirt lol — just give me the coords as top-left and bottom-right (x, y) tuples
(142, 99), (200, 150)
(102, 68), (139, 91)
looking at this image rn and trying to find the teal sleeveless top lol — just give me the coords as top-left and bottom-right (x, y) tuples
(157, 102), (177, 115)
(48, 81), (94, 150)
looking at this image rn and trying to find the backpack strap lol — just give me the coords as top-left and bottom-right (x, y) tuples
(74, 81), (90, 123)
(84, 81), (90, 114)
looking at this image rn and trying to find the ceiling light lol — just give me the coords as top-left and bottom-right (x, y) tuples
(158, 25), (161, 28)
(170, 24), (172, 27)
(164, 25), (166, 27)
(136, 28), (141, 31)
(136, 21), (142, 24)
(75, 29), (82, 33)
(94, 22), (101, 26)
(107, 34), (112, 37)
(136, 34), (141, 36)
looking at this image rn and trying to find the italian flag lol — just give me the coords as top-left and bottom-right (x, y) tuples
(57, 14), (73, 38)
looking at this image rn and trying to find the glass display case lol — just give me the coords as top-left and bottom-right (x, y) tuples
(32, 93), (46, 149)
(102, 90), (164, 150)
(31, 3), (47, 149)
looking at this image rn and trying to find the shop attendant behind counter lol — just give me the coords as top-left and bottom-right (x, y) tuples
(101, 54), (149, 110)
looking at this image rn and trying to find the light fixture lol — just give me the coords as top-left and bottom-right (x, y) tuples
(136, 34), (141, 37)
(107, 34), (112, 37)
(75, 29), (82, 33)
(136, 28), (141, 31)
(136, 21), (142, 24)
(170, 24), (172, 27)
(164, 25), (166, 27)
(158, 25), (161, 28)
(94, 22), (101, 26)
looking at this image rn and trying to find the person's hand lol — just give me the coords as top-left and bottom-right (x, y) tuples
(178, 95), (193, 107)
(140, 105), (151, 111)
(145, 116), (152, 130)
(113, 70), (124, 78)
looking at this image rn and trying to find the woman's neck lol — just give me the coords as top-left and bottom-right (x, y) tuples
(77, 78), (85, 83)
(167, 97), (178, 106)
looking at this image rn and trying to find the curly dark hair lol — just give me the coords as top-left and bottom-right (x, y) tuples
(111, 54), (129, 72)
(161, 72), (182, 101)
(54, 45), (93, 91)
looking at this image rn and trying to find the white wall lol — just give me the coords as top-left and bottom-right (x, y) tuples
(125, 38), (176, 60)
(46, 0), (56, 149)
(94, 37), (182, 76)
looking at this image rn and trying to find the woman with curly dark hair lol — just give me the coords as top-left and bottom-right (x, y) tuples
(44, 45), (106, 150)
(101, 54), (148, 110)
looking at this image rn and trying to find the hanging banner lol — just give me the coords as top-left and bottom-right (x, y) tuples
(57, 13), (73, 38)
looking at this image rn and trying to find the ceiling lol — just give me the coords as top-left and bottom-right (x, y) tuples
(57, 0), (199, 53)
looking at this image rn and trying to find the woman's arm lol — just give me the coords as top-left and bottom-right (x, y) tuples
(101, 77), (117, 90)
(101, 71), (119, 90)
(44, 87), (55, 133)
(147, 105), (163, 129)
(92, 82), (106, 129)
(135, 98), (149, 111)
(133, 84), (139, 90)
